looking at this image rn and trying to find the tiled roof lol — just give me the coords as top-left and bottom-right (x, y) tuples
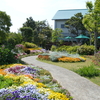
(52, 9), (88, 20)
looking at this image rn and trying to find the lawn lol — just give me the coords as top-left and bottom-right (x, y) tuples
(37, 57), (100, 86)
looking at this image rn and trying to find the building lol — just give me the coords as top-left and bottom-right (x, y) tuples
(52, 9), (88, 41)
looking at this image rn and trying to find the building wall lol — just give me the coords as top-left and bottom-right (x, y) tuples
(54, 20), (77, 41)
(55, 20), (69, 37)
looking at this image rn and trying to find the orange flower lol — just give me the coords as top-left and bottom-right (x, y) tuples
(24, 74), (34, 79)
(33, 78), (40, 82)
(38, 55), (50, 60)
(0, 69), (7, 75)
(58, 57), (81, 62)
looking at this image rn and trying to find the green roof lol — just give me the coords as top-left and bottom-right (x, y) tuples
(52, 9), (88, 20)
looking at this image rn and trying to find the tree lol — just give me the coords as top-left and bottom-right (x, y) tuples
(65, 13), (87, 36)
(33, 20), (52, 47)
(20, 27), (33, 42)
(82, 0), (100, 53)
(6, 32), (22, 48)
(0, 11), (12, 44)
(52, 28), (63, 46)
(20, 18), (52, 48)
(23, 17), (36, 30)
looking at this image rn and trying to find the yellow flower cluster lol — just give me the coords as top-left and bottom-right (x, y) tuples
(58, 56), (81, 62)
(38, 87), (69, 100)
(79, 57), (86, 61)
(48, 92), (69, 100)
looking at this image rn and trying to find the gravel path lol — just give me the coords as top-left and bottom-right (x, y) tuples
(22, 56), (100, 100)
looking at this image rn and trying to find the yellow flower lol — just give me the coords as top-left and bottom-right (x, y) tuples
(10, 64), (24, 67)
(4, 74), (16, 78)
(36, 83), (46, 88)
(79, 57), (86, 61)
(48, 92), (69, 100)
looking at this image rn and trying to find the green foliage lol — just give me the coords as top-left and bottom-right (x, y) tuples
(52, 28), (63, 43)
(83, 0), (100, 52)
(55, 45), (95, 55)
(20, 27), (33, 42)
(0, 11), (12, 44)
(7, 32), (22, 48)
(51, 45), (57, 51)
(20, 18), (52, 48)
(65, 13), (87, 36)
(56, 45), (78, 53)
(0, 11), (12, 32)
(56, 45), (69, 52)
(0, 76), (22, 89)
(0, 76), (14, 89)
(77, 45), (94, 55)
(24, 42), (38, 48)
(75, 65), (100, 78)
(66, 46), (79, 54)
(23, 17), (36, 30)
(0, 46), (17, 65)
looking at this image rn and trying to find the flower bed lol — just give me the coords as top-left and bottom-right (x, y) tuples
(38, 52), (86, 62)
(58, 56), (81, 62)
(0, 64), (72, 100)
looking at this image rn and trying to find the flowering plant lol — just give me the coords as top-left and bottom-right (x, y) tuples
(0, 64), (73, 100)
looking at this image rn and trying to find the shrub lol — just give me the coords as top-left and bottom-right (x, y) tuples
(56, 45), (69, 52)
(75, 65), (100, 78)
(66, 46), (79, 54)
(0, 47), (17, 65)
(51, 45), (57, 51)
(77, 45), (94, 55)
(24, 42), (38, 48)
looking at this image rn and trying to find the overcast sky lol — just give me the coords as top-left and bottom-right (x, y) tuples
(0, 0), (95, 32)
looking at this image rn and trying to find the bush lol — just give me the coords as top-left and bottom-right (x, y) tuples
(51, 45), (57, 51)
(66, 46), (79, 54)
(56, 45), (69, 52)
(24, 42), (38, 48)
(77, 45), (94, 55)
(0, 47), (17, 65)
(75, 65), (100, 78)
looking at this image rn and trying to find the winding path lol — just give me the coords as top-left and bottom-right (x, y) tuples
(22, 56), (100, 100)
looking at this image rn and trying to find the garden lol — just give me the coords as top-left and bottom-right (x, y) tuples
(0, 41), (100, 100)
(37, 44), (100, 86)
(0, 2), (100, 99)
(0, 43), (73, 100)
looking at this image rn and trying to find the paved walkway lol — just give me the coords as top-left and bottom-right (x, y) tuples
(22, 56), (100, 100)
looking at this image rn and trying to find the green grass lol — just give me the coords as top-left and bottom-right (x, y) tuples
(37, 57), (100, 86)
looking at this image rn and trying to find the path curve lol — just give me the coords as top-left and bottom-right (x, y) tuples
(22, 56), (100, 100)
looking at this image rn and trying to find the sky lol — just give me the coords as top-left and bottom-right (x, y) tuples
(0, 0), (95, 32)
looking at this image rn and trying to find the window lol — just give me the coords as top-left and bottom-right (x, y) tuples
(61, 24), (65, 28)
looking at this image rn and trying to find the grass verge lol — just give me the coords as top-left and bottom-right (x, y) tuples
(37, 57), (100, 86)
